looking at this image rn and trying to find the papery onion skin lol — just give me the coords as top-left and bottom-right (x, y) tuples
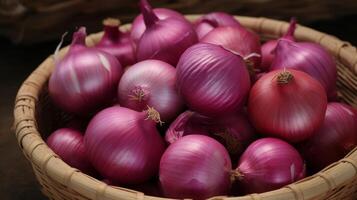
(176, 43), (251, 117)
(271, 39), (337, 99)
(49, 27), (122, 115)
(201, 26), (261, 68)
(194, 12), (241, 40)
(118, 59), (184, 122)
(236, 138), (305, 194)
(131, 8), (188, 44)
(248, 69), (327, 142)
(136, 0), (198, 65)
(299, 103), (357, 172)
(84, 106), (165, 184)
(260, 18), (296, 71)
(96, 18), (136, 67)
(159, 135), (232, 199)
(46, 128), (96, 175)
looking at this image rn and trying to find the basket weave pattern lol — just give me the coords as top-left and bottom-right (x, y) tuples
(13, 15), (357, 200)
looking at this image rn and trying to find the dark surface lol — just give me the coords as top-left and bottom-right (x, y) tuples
(1, 15), (357, 200)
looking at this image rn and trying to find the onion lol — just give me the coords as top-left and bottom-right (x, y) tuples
(260, 18), (296, 71)
(46, 128), (96, 175)
(131, 6), (188, 44)
(84, 106), (165, 184)
(159, 135), (232, 199)
(248, 69), (327, 142)
(118, 59), (184, 122)
(49, 27), (122, 115)
(252, 72), (266, 83)
(271, 38), (337, 99)
(300, 103), (357, 172)
(234, 138), (305, 194)
(201, 26), (261, 69)
(176, 43), (251, 117)
(165, 111), (255, 158)
(194, 12), (241, 40)
(95, 18), (136, 67)
(136, 0), (198, 65)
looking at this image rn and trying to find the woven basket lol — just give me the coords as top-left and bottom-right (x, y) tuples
(13, 15), (357, 200)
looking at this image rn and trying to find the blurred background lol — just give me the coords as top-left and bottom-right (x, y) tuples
(1, 0), (357, 199)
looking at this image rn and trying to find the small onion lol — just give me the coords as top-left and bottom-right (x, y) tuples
(84, 106), (165, 184)
(96, 18), (136, 67)
(176, 43), (251, 117)
(165, 111), (255, 157)
(194, 12), (241, 39)
(49, 27), (122, 115)
(248, 69), (327, 142)
(234, 138), (305, 194)
(300, 103), (357, 172)
(201, 26), (261, 69)
(159, 135), (232, 199)
(271, 38), (337, 99)
(260, 18), (296, 71)
(118, 59), (184, 122)
(136, 0), (198, 65)
(46, 128), (96, 175)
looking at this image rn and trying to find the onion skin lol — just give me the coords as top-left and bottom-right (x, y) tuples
(300, 103), (357, 172)
(118, 59), (184, 122)
(159, 135), (232, 199)
(136, 0), (198, 65)
(49, 27), (122, 115)
(96, 18), (136, 67)
(46, 128), (96, 175)
(271, 39), (337, 99)
(201, 26), (261, 68)
(260, 18), (296, 71)
(194, 12), (241, 40)
(248, 69), (327, 142)
(84, 106), (165, 184)
(131, 8), (188, 44)
(176, 43), (251, 117)
(236, 138), (305, 194)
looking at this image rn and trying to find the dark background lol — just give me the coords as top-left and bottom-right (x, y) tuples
(1, 0), (357, 199)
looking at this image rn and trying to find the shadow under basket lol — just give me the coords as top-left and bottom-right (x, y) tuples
(13, 15), (357, 200)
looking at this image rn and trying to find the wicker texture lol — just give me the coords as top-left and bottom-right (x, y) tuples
(13, 15), (357, 200)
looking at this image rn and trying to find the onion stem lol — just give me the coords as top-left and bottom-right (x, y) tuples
(230, 169), (243, 182)
(140, 0), (159, 28)
(276, 70), (294, 84)
(145, 106), (164, 125)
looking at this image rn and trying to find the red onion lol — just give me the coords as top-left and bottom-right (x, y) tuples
(260, 18), (296, 71)
(159, 135), (232, 199)
(201, 26), (261, 69)
(271, 38), (337, 99)
(46, 128), (96, 175)
(300, 103), (357, 172)
(252, 72), (266, 83)
(176, 43), (251, 117)
(194, 12), (241, 40)
(84, 106), (165, 184)
(234, 138), (305, 194)
(131, 6), (188, 44)
(49, 27), (122, 115)
(118, 59), (184, 122)
(165, 111), (255, 157)
(95, 18), (136, 67)
(248, 69), (327, 142)
(136, 0), (198, 65)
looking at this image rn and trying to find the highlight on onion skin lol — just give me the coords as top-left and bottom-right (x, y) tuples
(118, 59), (184, 122)
(159, 135), (232, 199)
(248, 69), (327, 142)
(48, 27), (122, 116)
(299, 103), (357, 172)
(96, 18), (136, 67)
(176, 43), (251, 117)
(84, 106), (165, 185)
(233, 138), (306, 194)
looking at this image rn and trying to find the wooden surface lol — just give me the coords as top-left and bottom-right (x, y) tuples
(1, 14), (357, 200)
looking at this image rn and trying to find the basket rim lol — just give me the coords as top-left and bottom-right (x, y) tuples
(13, 15), (357, 200)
